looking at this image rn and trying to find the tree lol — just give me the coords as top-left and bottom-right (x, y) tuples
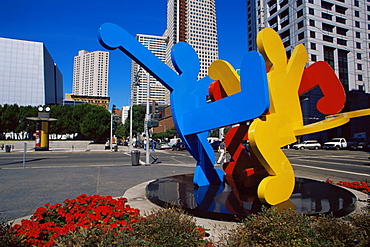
(114, 123), (126, 139)
(151, 127), (178, 142)
(80, 105), (110, 141)
(15, 106), (37, 139)
(122, 105), (146, 138)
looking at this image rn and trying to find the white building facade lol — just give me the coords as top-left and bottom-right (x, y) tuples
(0, 37), (63, 106)
(247, 0), (370, 92)
(166, 0), (219, 80)
(72, 50), (109, 97)
(131, 34), (169, 106)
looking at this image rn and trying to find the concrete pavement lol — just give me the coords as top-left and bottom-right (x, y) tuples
(1, 143), (368, 243)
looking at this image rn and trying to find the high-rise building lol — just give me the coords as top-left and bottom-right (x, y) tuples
(246, 0), (370, 141)
(166, 0), (219, 80)
(0, 37), (63, 106)
(72, 50), (109, 97)
(247, 0), (369, 93)
(131, 34), (169, 106)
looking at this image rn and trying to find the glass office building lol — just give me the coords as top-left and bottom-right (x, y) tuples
(0, 37), (63, 106)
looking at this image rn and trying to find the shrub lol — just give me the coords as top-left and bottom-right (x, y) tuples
(220, 206), (367, 247)
(0, 217), (22, 247)
(127, 207), (212, 246)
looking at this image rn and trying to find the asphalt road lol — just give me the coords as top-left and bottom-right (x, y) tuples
(285, 148), (370, 182)
(0, 148), (369, 221)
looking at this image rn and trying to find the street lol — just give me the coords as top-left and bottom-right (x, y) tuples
(0, 148), (369, 221)
(285, 148), (370, 182)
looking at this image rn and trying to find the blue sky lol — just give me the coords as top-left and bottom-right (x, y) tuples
(1, 0), (247, 108)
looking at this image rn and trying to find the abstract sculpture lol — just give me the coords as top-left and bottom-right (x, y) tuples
(99, 23), (370, 205)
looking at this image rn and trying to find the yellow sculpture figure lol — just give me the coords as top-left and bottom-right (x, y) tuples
(209, 28), (370, 205)
(246, 28), (307, 205)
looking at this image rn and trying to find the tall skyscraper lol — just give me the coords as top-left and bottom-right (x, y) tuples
(131, 34), (169, 106)
(130, 0), (219, 110)
(247, 0), (369, 93)
(72, 50), (109, 97)
(0, 37), (63, 106)
(166, 0), (219, 80)
(247, 0), (370, 141)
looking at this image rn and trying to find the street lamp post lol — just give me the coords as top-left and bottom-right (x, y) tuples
(129, 70), (141, 152)
(110, 105), (116, 151)
(145, 72), (150, 165)
(129, 90), (134, 153)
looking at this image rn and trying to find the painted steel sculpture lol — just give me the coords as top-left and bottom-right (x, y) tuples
(99, 23), (370, 205)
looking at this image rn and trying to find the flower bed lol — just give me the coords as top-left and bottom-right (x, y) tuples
(8, 194), (140, 246)
(325, 180), (370, 194)
(2, 181), (369, 246)
(6, 194), (211, 246)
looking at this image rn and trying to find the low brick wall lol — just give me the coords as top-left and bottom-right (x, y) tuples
(0, 140), (92, 151)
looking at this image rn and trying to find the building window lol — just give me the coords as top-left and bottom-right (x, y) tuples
(297, 20), (304, 29)
(309, 8), (314, 15)
(311, 42), (317, 50)
(322, 13), (333, 20)
(321, 1), (333, 10)
(323, 35), (334, 42)
(356, 31), (361, 38)
(354, 0), (359, 7)
(309, 19), (315, 26)
(310, 31), (316, 38)
(336, 16), (346, 23)
(297, 9), (303, 18)
(358, 85), (364, 91)
(358, 74), (363, 81)
(355, 21), (360, 28)
(298, 32), (305, 40)
(357, 53), (362, 59)
(308, 0), (314, 3)
(322, 23), (334, 32)
(324, 46), (335, 68)
(311, 54), (317, 62)
(338, 49), (349, 90)
(357, 63), (363, 70)
(356, 42), (362, 49)
(337, 27), (348, 35)
(336, 5), (347, 14)
(354, 10), (360, 17)
(296, 0), (303, 6)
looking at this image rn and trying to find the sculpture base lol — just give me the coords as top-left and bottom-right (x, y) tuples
(146, 174), (356, 221)
(35, 147), (49, 151)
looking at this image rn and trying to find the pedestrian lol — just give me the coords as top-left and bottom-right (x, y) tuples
(151, 140), (156, 151)
(217, 139), (227, 164)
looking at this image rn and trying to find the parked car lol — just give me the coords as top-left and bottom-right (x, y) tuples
(323, 138), (347, 150)
(292, 140), (321, 150)
(157, 142), (172, 150)
(172, 142), (186, 151)
(350, 142), (368, 151)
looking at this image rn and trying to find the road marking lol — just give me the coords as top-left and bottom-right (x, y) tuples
(292, 163), (370, 177)
(294, 157), (370, 169)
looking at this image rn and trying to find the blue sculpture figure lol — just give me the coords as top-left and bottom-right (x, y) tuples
(98, 23), (269, 186)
